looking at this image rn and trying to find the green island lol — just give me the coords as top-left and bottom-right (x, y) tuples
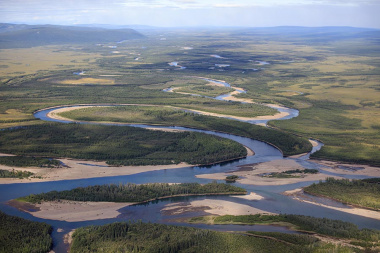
(58, 105), (312, 156)
(18, 182), (247, 203)
(189, 214), (380, 251)
(70, 220), (375, 253)
(0, 211), (52, 253)
(262, 169), (319, 178)
(0, 123), (247, 166)
(304, 178), (380, 211)
(225, 175), (240, 182)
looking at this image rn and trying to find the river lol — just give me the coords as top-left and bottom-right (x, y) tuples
(1, 79), (379, 252)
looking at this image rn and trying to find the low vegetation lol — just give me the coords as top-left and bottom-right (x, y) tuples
(174, 84), (234, 97)
(0, 156), (61, 168)
(0, 123), (246, 166)
(0, 211), (52, 253)
(304, 177), (380, 210)
(262, 169), (318, 178)
(225, 175), (239, 182)
(0, 169), (34, 179)
(18, 182), (247, 203)
(70, 221), (358, 253)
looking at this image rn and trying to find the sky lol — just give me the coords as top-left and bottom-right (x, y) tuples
(0, 0), (379, 28)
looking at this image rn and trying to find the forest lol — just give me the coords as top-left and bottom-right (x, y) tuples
(304, 177), (380, 210)
(70, 221), (361, 253)
(0, 123), (246, 166)
(0, 211), (52, 253)
(190, 214), (380, 249)
(19, 182), (247, 203)
(59, 105), (312, 156)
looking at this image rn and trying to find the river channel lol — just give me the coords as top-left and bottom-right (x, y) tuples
(1, 79), (379, 252)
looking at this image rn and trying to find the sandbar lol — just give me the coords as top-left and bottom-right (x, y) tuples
(196, 159), (341, 186)
(283, 188), (380, 220)
(161, 198), (273, 216)
(11, 200), (133, 222)
(311, 160), (380, 178)
(0, 159), (190, 184)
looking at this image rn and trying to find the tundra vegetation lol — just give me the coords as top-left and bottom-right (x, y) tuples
(0, 25), (380, 252)
(1, 27), (379, 165)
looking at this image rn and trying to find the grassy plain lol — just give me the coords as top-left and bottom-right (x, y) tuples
(0, 28), (379, 165)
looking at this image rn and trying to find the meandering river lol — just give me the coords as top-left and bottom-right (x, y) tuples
(1, 78), (379, 252)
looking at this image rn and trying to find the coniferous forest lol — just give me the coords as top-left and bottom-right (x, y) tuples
(0, 211), (52, 253)
(304, 178), (380, 210)
(0, 123), (246, 166)
(70, 221), (371, 253)
(19, 182), (247, 203)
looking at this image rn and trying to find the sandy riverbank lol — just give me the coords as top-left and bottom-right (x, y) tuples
(162, 197), (272, 216)
(10, 200), (133, 222)
(10, 192), (269, 222)
(283, 188), (380, 220)
(311, 160), (380, 177)
(0, 159), (190, 184)
(196, 159), (341, 186)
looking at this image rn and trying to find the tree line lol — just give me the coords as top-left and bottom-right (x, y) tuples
(304, 177), (380, 210)
(19, 182), (247, 203)
(0, 211), (52, 253)
(0, 123), (246, 166)
(70, 220), (363, 253)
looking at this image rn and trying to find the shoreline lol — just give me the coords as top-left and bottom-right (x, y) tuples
(196, 159), (342, 186)
(0, 160), (191, 184)
(283, 188), (380, 220)
(47, 102), (287, 123)
(9, 191), (249, 222)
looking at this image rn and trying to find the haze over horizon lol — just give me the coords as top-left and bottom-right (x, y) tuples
(1, 0), (379, 29)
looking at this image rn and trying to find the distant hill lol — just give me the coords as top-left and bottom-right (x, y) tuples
(231, 26), (380, 43)
(0, 23), (145, 48)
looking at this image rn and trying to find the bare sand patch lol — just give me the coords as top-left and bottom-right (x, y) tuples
(58, 78), (115, 85)
(20, 200), (133, 222)
(162, 199), (272, 216)
(196, 159), (341, 186)
(311, 160), (380, 177)
(231, 192), (264, 201)
(283, 188), (380, 220)
(0, 159), (190, 184)
(64, 230), (75, 246)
